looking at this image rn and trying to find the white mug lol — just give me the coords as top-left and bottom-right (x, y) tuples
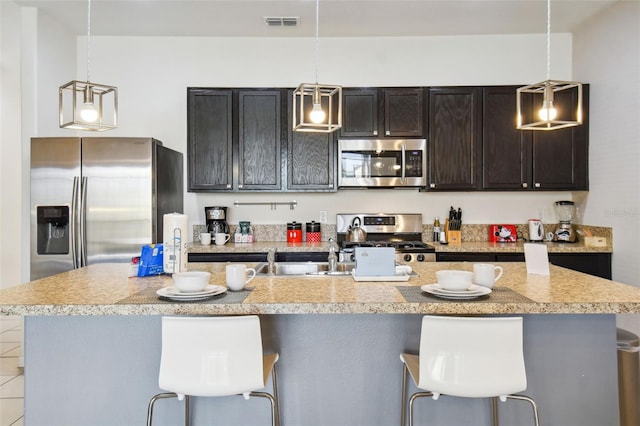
(198, 232), (211, 246)
(215, 233), (230, 246)
(473, 263), (503, 288)
(226, 264), (256, 291)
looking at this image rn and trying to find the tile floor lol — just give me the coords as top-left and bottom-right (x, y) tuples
(0, 316), (23, 426)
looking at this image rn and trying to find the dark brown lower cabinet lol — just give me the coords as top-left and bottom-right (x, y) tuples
(436, 251), (611, 279)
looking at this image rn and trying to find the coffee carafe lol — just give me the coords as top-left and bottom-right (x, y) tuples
(553, 201), (577, 243)
(204, 206), (229, 235)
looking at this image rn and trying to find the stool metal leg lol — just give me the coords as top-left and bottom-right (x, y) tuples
(408, 391), (434, 426)
(401, 364), (408, 426)
(491, 396), (500, 426)
(505, 394), (541, 426)
(271, 365), (281, 426)
(146, 392), (179, 426)
(184, 395), (190, 426)
(250, 391), (278, 426)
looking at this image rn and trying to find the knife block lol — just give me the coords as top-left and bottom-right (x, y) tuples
(446, 219), (462, 245)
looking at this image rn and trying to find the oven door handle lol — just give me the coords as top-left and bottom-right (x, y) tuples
(401, 144), (406, 183)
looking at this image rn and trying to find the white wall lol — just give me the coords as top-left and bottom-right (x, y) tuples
(62, 34), (575, 235)
(573, 0), (640, 334)
(1, 1), (25, 289)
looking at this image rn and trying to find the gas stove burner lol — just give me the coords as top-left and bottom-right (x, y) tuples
(335, 214), (436, 263)
(343, 241), (395, 249)
(395, 241), (430, 250)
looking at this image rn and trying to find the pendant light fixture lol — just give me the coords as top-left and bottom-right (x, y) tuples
(292, 0), (342, 133)
(59, 0), (118, 131)
(516, 0), (582, 131)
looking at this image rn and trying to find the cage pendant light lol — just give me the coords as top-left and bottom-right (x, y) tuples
(516, 0), (582, 131)
(293, 0), (342, 133)
(59, 0), (118, 131)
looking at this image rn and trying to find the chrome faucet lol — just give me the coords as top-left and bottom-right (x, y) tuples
(328, 238), (338, 273)
(267, 248), (276, 275)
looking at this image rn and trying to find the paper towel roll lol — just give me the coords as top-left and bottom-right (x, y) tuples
(163, 213), (188, 273)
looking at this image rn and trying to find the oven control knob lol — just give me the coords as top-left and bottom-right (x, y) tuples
(403, 254), (412, 262)
(417, 254), (425, 262)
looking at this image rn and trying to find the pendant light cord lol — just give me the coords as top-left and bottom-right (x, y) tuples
(546, 0), (551, 81)
(314, 0), (319, 84)
(86, 0), (92, 82)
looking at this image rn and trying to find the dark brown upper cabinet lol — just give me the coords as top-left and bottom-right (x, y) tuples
(482, 86), (531, 190)
(426, 87), (482, 191)
(530, 86), (589, 190)
(187, 88), (281, 192)
(340, 87), (424, 138)
(482, 85), (589, 190)
(237, 90), (282, 190)
(187, 89), (233, 191)
(286, 89), (337, 192)
(188, 87), (337, 193)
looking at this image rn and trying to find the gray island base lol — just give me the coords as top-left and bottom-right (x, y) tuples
(25, 313), (617, 426)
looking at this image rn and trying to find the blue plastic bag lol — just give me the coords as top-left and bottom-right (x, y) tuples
(137, 244), (164, 277)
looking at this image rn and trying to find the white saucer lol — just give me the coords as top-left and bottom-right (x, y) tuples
(431, 284), (485, 295)
(421, 284), (491, 300)
(157, 285), (227, 300)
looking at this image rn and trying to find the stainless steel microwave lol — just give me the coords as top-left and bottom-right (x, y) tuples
(338, 139), (426, 188)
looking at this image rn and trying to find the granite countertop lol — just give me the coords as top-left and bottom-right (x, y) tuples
(1, 262), (638, 316)
(188, 240), (612, 254)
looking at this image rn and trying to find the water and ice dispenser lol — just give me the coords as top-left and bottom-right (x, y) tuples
(36, 206), (70, 255)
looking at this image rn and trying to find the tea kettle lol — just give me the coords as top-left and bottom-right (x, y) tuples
(346, 217), (367, 242)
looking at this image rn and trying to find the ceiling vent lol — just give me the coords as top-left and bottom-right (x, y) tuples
(265, 17), (299, 27)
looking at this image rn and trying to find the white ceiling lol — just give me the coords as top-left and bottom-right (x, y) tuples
(13, 0), (622, 38)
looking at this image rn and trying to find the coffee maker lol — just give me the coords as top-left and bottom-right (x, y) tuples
(204, 206), (229, 235)
(553, 201), (577, 243)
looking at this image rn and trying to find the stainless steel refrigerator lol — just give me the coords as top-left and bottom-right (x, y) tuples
(30, 137), (183, 280)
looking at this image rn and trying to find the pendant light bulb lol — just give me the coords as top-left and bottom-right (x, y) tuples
(538, 82), (557, 121)
(80, 86), (99, 122)
(538, 101), (557, 121)
(80, 103), (99, 122)
(309, 86), (325, 124)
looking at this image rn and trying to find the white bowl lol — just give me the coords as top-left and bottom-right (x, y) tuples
(435, 270), (473, 291)
(172, 271), (211, 293)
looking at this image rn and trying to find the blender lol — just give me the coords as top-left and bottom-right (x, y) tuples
(553, 201), (577, 243)
(204, 206), (229, 235)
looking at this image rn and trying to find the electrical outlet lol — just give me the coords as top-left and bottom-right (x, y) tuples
(319, 210), (328, 223)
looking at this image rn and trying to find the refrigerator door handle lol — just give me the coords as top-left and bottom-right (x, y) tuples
(79, 177), (88, 267)
(71, 176), (80, 269)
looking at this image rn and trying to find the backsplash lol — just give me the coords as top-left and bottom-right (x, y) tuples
(194, 223), (611, 244)
(193, 224), (336, 243)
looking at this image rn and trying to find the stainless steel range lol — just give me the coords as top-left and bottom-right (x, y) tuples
(336, 213), (436, 263)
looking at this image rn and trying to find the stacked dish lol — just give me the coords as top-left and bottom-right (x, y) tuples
(157, 285), (227, 301)
(421, 283), (491, 300)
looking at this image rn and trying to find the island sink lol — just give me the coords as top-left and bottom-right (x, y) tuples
(254, 261), (355, 276)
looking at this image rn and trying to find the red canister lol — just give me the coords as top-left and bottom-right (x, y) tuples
(305, 221), (321, 243)
(287, 222), (303, 243)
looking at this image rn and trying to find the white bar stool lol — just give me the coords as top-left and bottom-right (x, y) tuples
(146, 315), (280, 426)
(400, 316), (540, 426)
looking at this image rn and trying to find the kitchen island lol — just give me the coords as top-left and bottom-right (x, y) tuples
(1, 262), (639, 426)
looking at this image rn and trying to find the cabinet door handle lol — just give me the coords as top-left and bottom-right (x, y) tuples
(385, 130), (390, 136)
(522, 183), (528, 188)
(226, 184), (231, 189)
(430, 183), (436, 188)
(239, 184), (243, 189)
(373, 131), (378, 136)
(534, 182), (541, 188)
